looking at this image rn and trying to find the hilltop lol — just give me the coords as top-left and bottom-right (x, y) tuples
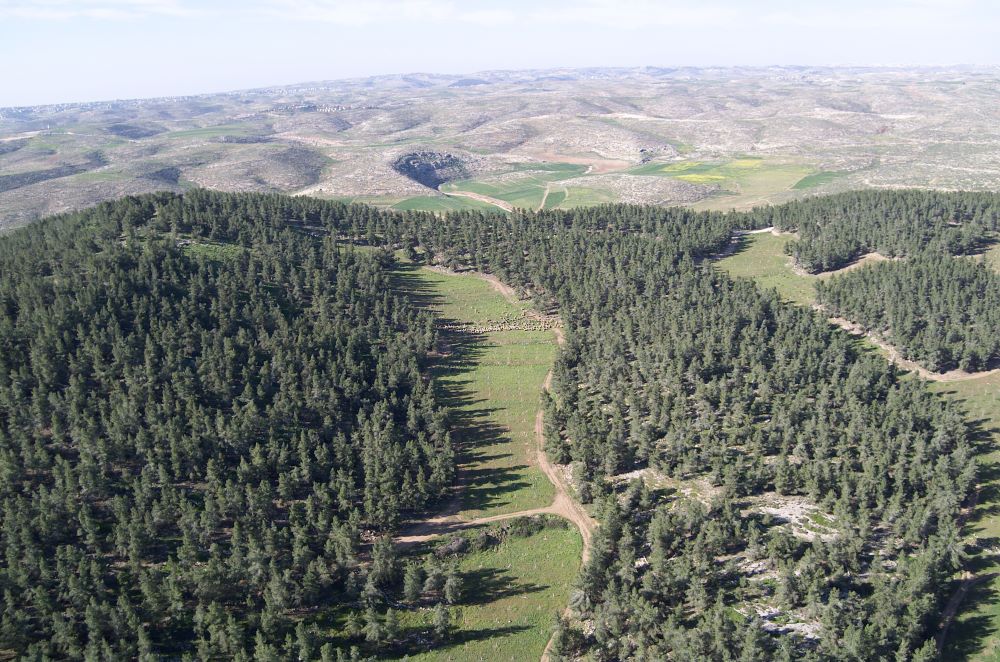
(3, 65), (1000, 226)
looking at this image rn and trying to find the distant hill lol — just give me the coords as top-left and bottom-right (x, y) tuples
(2, 65), (1000, 227)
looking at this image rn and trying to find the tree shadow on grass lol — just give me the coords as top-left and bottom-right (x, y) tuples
(941, 571), (1000, 659)
(932, 396), (1000, 657)
(391, 262), (532, 518)
(383, 566), (547, 658)
(386, 624), (532, 660)
(461, 566), (548, 606)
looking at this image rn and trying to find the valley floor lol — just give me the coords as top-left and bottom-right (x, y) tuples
(389, 260), (591, 661)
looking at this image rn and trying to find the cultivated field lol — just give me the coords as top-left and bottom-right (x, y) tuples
(4, 66), (1000, 226)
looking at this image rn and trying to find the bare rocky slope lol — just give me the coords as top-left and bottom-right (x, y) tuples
(3, 65), (1000, 226)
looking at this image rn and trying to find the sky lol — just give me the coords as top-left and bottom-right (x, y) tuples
(1, 0), (998, 107)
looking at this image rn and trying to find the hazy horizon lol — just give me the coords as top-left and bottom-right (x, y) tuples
(5, 62), (999, 110)
(2, 0), (998, 107)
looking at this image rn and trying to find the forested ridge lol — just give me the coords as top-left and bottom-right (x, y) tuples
(0, 193), (453, 658)
(817, 253), (1000, 372)
(756, 190), (1000, 273)
(0, 189), (987, 660)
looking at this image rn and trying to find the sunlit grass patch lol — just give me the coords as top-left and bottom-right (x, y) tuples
(394, 522), (581, 661)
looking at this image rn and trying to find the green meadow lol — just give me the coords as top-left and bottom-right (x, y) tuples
(394, 522), (582, 661)
(391, 263), (557, 519)
(715, 232), (817, 306)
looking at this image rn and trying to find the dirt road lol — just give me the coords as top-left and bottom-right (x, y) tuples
(534, 332), (594, 561)
(817, 305), (1000, 383)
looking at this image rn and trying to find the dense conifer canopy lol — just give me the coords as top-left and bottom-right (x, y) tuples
(0, 188), (987, 659)
(817, 253), (1000, 372)
(754, 190), (1000, 272)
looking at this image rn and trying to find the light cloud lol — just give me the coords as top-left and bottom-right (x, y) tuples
(761, 1), (985, 31)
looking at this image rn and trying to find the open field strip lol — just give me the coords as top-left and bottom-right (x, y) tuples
(985, 242), (1000, 273)
(393, 524), (582, 662)
(935, 370), (1000, 661)
(391, 262), (557, 519)
(388, 260), (591, 660)
(716, 231), (1000, 660)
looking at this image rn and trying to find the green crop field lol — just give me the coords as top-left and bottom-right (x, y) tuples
(391, 263), (557, 518)
(630, 157), (814, 210)
(443, 180), (546, 210)
(442, 163), (601, 211)
(508, 162), (589, 179)
(543, 189), (567, 209)
(395, 521), (582, 661)
(391, 195), (495, 212)
(558, 186), (615, 208)
(793, 170), (849, 189)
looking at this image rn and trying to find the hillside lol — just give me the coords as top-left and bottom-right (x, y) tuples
(3, 66), (1000, 227)
(1, 190), (989, 660)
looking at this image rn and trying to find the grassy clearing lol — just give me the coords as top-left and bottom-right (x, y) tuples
(715, 232), (817, 306)
(394, 522), (581, 661)
(984, 242), (1000, 274)
(392, 263), (556, 518)
(793, 170), (850, 190)
(935, 371), (1000, 661)
(182, 240), (247, 261)
(391, 195), (495, 212)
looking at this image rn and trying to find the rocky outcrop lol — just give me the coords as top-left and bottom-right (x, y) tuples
(391, 151), (469, 189)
